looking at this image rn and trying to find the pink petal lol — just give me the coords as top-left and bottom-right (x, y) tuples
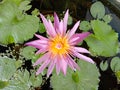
(40, 14), (54, 37)
(58, 20), (64, 35)
(66, 54), (80, 70)
(35, 34), (48, 40)
(48, 19), (57, 37)
(60, 56), (67, 75)
(74, 52), (94, 64)
(35, 48), (48, 54)
(68, 21), (80, 39)
(72, 47), (90, 53)
(54, 12), (59, 30)
(25, 40), (48, 49)
(56, 58), (61, 75)
(33, 52), (50, 66)
(63, 10), (69, 34)
(36, 59), (50, 75)
(47, 58), (57, 77)
(70, 32), (91, 45)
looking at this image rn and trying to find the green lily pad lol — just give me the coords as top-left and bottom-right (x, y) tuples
(103, 15), (112, 23)
(90, 1), (105, 19)
(0, 69), (42, 90)
(110, 57), (120, 72)
(79, 21), (91, 31)
(0, 56), (17, 81)
(100, 61), (108, 71)
(51, 60), (100, 90)
(86, 20), (119, 57)
(20, 46), (36, 60)
(0, 1), (39, 45)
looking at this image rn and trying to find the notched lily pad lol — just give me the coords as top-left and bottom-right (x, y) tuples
(0, 1), (39, 45)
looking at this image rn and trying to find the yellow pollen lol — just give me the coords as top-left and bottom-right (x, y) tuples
(49, 35), (70, 55)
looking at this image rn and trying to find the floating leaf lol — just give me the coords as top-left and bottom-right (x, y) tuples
(79, 21), (91, 31)
(47, 15), (54, 22)
(110, 57), (120, 72)
(90, 1), (105, 19)
(29, 71), (42, 87)
(0, 69), (42, 90)
(39, 23), (46, 33)
(86, 20), (119, 56)
(20, 46), (36, 60)
(51, 60), (100, 90)
(5, 0), (23, 6)
(0, 56), (17, 81)
(32, 8), (40, 16)
(67, 15), (73, 25)
(103, 14), (112, 23)
(100, 61), (108, 71)
(19, 0), (32, 12)
(0, 1), (39, 45)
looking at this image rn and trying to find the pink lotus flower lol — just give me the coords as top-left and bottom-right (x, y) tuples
(26, 10), (94, 77)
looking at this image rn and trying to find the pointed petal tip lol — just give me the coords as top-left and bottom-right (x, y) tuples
(36, 72), (39, 75)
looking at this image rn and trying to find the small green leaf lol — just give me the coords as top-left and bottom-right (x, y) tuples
(47, 15), (54, 22)
(100, 61), (108, 71)
(72, 71), (79, 83)
(90, 1), (105, 19)
(79, 21), (91, 31)
(32, 8), (40, 16)
(110, 57), (120, 72)
(0, 80), (9, 89)
(103, 15), (112, 23)
(67, 15), (73, 25)
(19, 0), (31, 12)
(20, 46), (36, 60)
(39, 23), (46, 33)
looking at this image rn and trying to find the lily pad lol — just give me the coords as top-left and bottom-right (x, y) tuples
(0, 1), (39, 45)
(0, 56), (17, 81)
(86, 20), (119, 57)
(90, 1), (105, 19)
(51, 60), (100, 90)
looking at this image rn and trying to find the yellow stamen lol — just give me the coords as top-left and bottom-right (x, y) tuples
(49, 35), (70, 55)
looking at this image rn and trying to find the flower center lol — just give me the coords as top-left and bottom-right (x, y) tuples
(49, 35), (70, 55)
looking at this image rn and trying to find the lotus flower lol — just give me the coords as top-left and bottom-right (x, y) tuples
(26, 10), (94, 77)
